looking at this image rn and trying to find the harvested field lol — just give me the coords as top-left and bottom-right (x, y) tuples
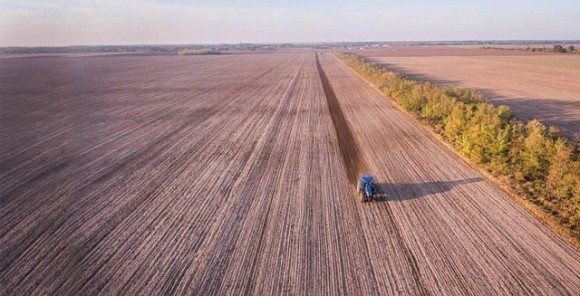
(1, 52), (579, 295)
(365, 55), (580, 139)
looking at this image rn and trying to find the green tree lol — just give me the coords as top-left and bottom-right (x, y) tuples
(546, 140), (573, 198)
(518, 120), (551, 181)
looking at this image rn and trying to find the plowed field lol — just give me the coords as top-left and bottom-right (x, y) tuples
(1, 52), (579, 295)
(366, 55), (580, 140)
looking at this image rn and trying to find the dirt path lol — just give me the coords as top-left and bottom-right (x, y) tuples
(366, 55), (580, 140)
(1, 52), (579, 295)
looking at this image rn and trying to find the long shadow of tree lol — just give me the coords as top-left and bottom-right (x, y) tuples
(374, 177), (484, 201)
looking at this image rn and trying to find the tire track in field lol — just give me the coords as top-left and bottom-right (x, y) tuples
(0, 53), (300, 295)
(0, 56), (284, 242)
(0, 112), (209, 275)
(315, 53), (367, 183)
(0, 65), (262, 278)
(317, 52), (382, 293)
(190, 59), (305, 294)
(377, 186), (432, 296)
(318, 52), (431, 295)
(0, 107), (221, 293)
(41, 57), (297, 295)
(242, 63), (305, 295)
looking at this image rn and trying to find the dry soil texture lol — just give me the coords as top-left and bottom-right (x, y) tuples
(366, 55), (580, 140)
(1, 52), (579, 295)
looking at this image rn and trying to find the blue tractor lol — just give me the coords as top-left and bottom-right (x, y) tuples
(357, 175), (376, 202)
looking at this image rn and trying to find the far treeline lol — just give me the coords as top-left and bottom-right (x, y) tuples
(178, 49), (221, 55)
(337, 53), (579, 240)
(482, 44), (577, 53)
(0, 43), (295, 54)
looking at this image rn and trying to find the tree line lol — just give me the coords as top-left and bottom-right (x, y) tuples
(481, 45), (576, 53)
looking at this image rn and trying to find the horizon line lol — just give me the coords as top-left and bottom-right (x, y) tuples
(2, 39), (580, 49)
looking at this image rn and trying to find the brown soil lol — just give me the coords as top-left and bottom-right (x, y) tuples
(1, 52), (578, 295)
(365, 55), (580, 140)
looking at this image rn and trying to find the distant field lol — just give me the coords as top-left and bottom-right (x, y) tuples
(365, 54), (580, 139)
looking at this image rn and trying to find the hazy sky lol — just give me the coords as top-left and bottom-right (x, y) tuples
(1, 0), (578, 46)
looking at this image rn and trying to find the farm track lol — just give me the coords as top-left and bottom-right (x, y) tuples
(1, 52), (579, 295)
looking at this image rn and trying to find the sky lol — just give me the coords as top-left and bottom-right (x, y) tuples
(0, 0), (578, 46)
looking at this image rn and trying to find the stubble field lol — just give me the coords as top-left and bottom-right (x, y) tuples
(1, 52), (579, 295)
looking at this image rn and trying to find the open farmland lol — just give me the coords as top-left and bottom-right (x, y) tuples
(1, 52), (579, 295)
(363, 54), (580, 139)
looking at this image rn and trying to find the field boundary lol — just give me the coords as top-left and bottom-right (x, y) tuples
(333, 52), (580, 248)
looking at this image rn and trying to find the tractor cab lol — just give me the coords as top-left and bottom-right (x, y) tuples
(357, 175), (376, 202)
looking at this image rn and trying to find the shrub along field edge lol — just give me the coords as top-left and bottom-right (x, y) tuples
(177, 49), (221, 55)
(335, 52), (579, 242)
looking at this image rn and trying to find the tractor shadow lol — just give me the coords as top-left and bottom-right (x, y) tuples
(373, 177), (484, 202)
